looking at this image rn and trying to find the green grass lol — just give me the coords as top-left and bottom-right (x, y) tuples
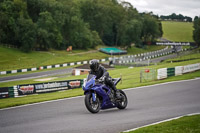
(0, 46), (109, 71)
(162, 21), (194, 42)
(0, 45), (166, 72)
(127, 115), (200, 133)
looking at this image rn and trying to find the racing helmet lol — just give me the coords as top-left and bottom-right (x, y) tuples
(90, 59), (99, 72)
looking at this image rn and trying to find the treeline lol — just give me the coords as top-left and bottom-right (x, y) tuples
(160, 13), (192, 22)
(193, 17), (200, 46)
(0, 0), (162, 52)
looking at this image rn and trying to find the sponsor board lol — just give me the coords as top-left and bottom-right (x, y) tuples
(156, 42), (191, 46)
(2, 79), (83, 98)
(69, 81), (81, 89)
(18, 85), (35, 95)
(35, 81), (68, 93)
(183, 63), (200, 73)
(0, 87), (9, 98)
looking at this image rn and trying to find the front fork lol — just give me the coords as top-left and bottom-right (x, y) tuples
(92, 92), (96, 102)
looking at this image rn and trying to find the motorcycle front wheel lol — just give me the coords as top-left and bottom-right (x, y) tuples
(85, 93), (100, 113)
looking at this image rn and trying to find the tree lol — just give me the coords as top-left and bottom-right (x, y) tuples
(0, 1), (17, 45)
(0, 0), (163, 51)
(193, 18), (200, 46)
(69, 16), (102, 49)
(194, 16), (199, 21)
(141, 13), (162, 44)
(15, 17), (36, 52)
(121, 19), (142, 47)
(36, 11), (62, 50)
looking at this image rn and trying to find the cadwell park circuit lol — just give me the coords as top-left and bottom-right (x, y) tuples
(1, 0), (200, 132)
(0, 41), (200, 133)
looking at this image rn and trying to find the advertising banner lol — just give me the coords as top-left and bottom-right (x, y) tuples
(18, 85), (35, 95)
(183, 63), (200, 74)
(6, 79), (83, 97)
(0, 87), (9, 98)
(35, 81), (69, 93)
(68, 80), (81, 89)
(156, 42), (192, 46)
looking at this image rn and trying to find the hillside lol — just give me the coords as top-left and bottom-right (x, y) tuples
(162, 21), (194, 42)
(0, 45), (166, 72)
(0, 46), (108, 71)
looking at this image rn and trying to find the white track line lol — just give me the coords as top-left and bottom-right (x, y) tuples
(0, 78), (199, 111)
(123, 112), (200, 132)
(124, 78), (200, 91)
(0, 96), (84, 111)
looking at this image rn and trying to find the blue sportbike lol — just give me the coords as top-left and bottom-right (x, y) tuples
(82, 74), (128, 113)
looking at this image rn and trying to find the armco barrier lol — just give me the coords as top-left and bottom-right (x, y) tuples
(0, 79), (83, 98)
(167, 67), (175, 77)
(157, 63), (200, 80)
(175, 66), (183, 76)
(183, 63), (200, 74)
(157, 68), (167, 80)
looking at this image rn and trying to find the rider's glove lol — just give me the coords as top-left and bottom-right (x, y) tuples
(100, 76), (106, 82)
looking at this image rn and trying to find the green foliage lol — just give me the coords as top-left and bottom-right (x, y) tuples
(15, 17), (36, 52)
(0, 0), (162, 52)
(160, 13), (192, 22)
(141, 13), (162, 44)
(36, 11), (62, 50)
(193, 18), (200, 46)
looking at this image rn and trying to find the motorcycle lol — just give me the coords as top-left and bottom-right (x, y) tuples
(82, 74), (128, 113)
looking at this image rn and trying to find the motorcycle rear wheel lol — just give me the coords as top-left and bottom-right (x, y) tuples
(117, 90), (128, 109)
(85, 93), (100, 113)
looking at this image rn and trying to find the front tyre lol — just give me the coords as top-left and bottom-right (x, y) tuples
(117, 90), (128, 109)
(85, 93), (100, 113)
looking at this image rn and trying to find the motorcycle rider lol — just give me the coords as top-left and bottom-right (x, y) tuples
(89, 59), (121, 99)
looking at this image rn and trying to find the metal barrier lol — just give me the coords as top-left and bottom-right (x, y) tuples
(140, 68), (156, 83)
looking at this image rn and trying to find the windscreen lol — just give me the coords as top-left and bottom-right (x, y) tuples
(86, 74), (95, 81)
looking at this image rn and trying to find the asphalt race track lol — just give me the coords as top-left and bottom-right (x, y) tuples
(0, 79), (200, 133)
(0, 68), (73, 83)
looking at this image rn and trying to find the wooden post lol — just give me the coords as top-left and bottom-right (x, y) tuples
(120, 73), (122, 84)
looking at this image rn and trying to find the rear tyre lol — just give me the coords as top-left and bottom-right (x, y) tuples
(85, 93), (100, 113)
(117, 90), (128, 109)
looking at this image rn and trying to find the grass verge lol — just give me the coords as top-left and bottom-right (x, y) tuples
(125, 114), (200, 133)
(162, 21), (194, 42)
(0, 46), (108, 71)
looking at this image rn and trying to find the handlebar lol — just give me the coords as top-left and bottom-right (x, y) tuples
(95, 78), (104, 84)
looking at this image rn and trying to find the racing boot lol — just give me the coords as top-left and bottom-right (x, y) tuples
(112, 85), (122, 100)
(115, 90), (122, 100)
